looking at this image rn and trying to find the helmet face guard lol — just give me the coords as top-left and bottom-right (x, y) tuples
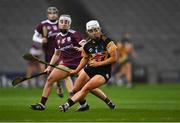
(47, 7), (59, 14)
(59, 15), (72, 25)
(59, 15), (72, 29)
(86, 20), (100, 31)
(86, 20), (102, 39)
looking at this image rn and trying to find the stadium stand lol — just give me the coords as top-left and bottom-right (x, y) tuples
(0, 0), (180, 84)
(79, 0), (180, 83)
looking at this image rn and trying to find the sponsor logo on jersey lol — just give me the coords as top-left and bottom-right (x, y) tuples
(67, 37), (71, 42)
(89, 48), (93, 53)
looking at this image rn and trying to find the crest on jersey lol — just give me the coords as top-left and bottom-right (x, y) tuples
(67, 37), (71, 42)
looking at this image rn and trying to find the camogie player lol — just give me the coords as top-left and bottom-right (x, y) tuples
(59, 20), (117, 112)
(32, 7), (72, 96)
(115, 32), (137, 88)
(31, 16), (116, 111)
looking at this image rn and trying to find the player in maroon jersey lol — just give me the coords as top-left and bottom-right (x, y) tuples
(30, 14), (84, 110)
(31, 7), (69, 96)
(25, 41), (45, 88)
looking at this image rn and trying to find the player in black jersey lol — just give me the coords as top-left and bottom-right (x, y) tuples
(59, 20), (118, 112)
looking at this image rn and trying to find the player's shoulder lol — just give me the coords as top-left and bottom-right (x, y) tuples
(83, 38), (91, 48)
(68, 29), (82, 35)
(41, 19), (58, 25)
(41, 19), (49, 24)
(101, 35), (114, 43)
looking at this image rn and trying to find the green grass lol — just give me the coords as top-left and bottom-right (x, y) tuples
(0, 84), (180, 122)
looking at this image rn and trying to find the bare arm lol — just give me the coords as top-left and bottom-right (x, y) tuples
(70, 48), (89, 74)
(45, 49), (60, 73)
(74, 57), (89, 73)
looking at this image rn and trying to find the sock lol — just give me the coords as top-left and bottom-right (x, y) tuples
(104, 97), (111, 104)
(40, 96), (48, 106)
(79, 100), (86, 105)
(67, 98), (75, 107)
(79, 100), (87, 107)
(69, 92), (74, 97)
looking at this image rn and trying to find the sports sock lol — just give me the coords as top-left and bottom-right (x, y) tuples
(40, 96), (48, 105)
(104, 97), (111, 104)
(67, 98), (75, 107)
(69, 92), (74, 97)
(79, 100), (86, 105)
(79, 100), (87, 107)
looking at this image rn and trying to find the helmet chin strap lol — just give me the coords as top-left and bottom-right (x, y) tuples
(49, 19), (57, 22)
(60, 29), (68, 34)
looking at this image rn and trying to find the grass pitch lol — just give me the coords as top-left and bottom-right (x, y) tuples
(0, 84), (180, 122)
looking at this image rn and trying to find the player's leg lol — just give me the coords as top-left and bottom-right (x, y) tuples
(36, 63), (45, 87)
(64, 76), (74, 97)
(26, 62), (34, 88)
(124, 62), (133, 88)
(31, 65), (69, 110)
(90, 88), (116, 109)
(115, 69), (124, 86)
(56, 80), (64, 98)
(59, 75), (106, 112)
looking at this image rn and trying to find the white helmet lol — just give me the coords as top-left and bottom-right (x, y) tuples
(47, 7), (59, 14)
(86, 20), (100, 30)
(59, 14), (72, 25)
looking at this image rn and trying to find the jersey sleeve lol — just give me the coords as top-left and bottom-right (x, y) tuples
(73, 31), (84, 44)
(106, 41), (117, 53)
(36, 23), (43, 34)
(81, 44), (89, 58)
(103, 36), (117, 53)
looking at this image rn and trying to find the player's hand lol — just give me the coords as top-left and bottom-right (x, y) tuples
(89, 60), (100, 67)
(44, 66), (52, 74)
(74, 46), (83, 52)
(69, 69), (78, 75)
(42, 38), (48, 43)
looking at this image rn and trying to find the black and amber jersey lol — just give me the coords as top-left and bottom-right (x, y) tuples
(118, 37), (133, 57)
(82, 35), (117, 66)
(82, 35), (117, 81)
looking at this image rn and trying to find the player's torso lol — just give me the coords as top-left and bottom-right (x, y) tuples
(40, 20), (59, 54)
(40, 20), (59, 42)
(118, 38), (132, 56)
(84, 38), (109, 62)
(55, 30), (81, 56)
(41, 20), (58, 34)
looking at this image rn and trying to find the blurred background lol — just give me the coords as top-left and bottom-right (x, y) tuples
(0, 0), (180, 87)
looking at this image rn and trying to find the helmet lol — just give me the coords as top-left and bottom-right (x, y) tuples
(47, 7), (59, 14)
(59, 14), (72, 25)
(86, 20), (100, 30)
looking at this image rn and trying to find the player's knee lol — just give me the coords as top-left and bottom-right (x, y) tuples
(46, 77), (55, 86)
(82, 86), (91, 93)
(72, 89), (77, 94)
(72, 87), (80, 94)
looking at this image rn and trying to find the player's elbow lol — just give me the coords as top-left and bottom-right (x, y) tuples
(32, 34), (36, 42)
(111, 52), (118, 63)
